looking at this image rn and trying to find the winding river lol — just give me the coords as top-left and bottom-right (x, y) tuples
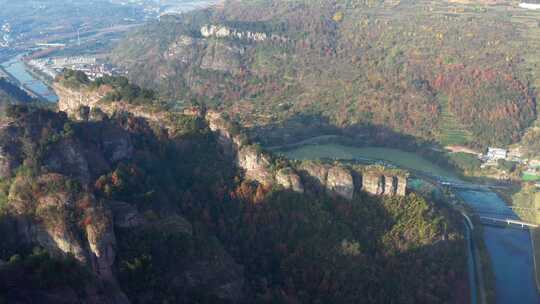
(1, 54), (58, 102)
(278, 143), (540, 304)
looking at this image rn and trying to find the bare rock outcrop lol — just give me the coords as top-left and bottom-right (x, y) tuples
(327, 166), (355, 200)
(43, 138), (91, 184)
(54, 82), (408, 199)
(54, 83), (109, 115)
(237, 145), (274, 186)
(299, 163), (356, 200)
(84, 203), (117, 282)
(361, 169), (408, 196)
(201, 24), (269, 42)
(165, 35), (201, 64)
(275, 168), (304, 193)
(201, 39), (244, 73)
(300, 162), (329, 190)
(7, 173), (129, 302)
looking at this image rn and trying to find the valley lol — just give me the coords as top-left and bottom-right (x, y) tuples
(1, 0), (540, 303)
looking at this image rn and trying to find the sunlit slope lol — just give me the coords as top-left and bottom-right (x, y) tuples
(110, 0), (538, 148)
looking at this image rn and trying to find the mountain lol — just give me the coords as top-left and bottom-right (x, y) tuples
(0, 74), (467, 303)
(110, 0), (538, 149)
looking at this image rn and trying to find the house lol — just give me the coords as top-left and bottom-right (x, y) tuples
(508, 147), (525, 163)
(486, 147), (507, 161)
(519, 3), (540, 10)
(529, 159), (540, 168)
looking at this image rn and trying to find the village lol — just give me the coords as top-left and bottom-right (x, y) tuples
(26, 56), (124, 81)
(477, 146), (540, 182)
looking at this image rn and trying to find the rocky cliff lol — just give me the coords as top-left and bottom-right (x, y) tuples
(0, 78), (467, 304)
(200, 24), (287, 43)
(0, 105), (246, 303)
(54, 81), (408, 200)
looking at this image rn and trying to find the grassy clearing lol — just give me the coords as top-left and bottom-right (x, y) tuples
(523, 173), (540, 182)
(438, 96), (472, 146)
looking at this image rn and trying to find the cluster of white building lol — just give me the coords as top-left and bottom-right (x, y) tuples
(479, 146), (540, 180)
(0, 23), (11, 48)
(27, 56), (116, 81)
(519, 3), (540, 10)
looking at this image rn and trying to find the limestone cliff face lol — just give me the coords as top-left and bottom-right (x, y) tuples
(54, 83), (407, 199)
(84, 205), (117, 283)
(201, 40), (244, 74)
(237, 145), (274, 186)
(362, 172), (385, 196)
(299, 163), (355, 200)
(206, 110), (304, 191)
(206, 110), (244, 156)
(8, 174), (119, 285)
(327, 166), (355, 200)
(54, 83), (109, 115)
(275, 168), (304, 193)
(362, 171), (407, 196)
(55, 83), (175, 132)
(300, 162), (329, 190)
(201, 24), (269, 42)
(164, 35), (200, 64)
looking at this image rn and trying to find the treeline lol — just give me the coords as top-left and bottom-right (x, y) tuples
(62, 69), (156, 105)
(94, 75), (156, 105)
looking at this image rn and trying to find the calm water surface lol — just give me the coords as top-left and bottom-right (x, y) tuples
(1, 55), (58, 102)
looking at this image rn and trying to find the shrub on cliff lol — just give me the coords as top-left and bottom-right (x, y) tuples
(0, 247), (92, 291)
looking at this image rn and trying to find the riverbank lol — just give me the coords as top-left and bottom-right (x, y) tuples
(0, 55), (58, 102)
(531, 228), (540, 294)
(470, 219), (496, 304)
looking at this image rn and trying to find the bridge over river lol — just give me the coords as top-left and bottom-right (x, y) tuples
(479, 217), (539, 229)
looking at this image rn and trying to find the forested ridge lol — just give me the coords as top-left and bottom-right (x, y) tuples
(0, 80), (468, 302)
(111, 0), (538, 148)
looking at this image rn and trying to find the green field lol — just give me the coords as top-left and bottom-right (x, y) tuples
(280, 144), (457, 179)
(438, 96), (472, 146)
(523, 173), (540, 182)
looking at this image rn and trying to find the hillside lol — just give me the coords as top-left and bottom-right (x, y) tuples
(0, 75), (468, 303)
(0, 78), (36, 104)
(110, 0), (539, 149)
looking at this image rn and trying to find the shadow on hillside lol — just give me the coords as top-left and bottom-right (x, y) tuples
(245, 112), (467, 177)
(227, 186), (468, 303)
(247, 112), (427, 151)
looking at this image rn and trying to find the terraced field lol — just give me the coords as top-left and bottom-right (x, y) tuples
(438, 95), (473, 146)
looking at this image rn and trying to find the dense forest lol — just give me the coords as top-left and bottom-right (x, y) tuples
(0, 87), (468, 303)
(111, 0), (538, 149)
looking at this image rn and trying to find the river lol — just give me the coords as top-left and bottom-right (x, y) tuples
(278, 143), (540, 304)
(1, 54), (58, 102)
